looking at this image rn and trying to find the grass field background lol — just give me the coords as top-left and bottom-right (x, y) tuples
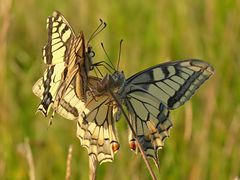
(0, 0), (240, 179)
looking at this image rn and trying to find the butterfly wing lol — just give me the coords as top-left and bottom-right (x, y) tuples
(43, 10), (76, 65)
(122, 59), (214, 163)
(32, 76), (85, 120)
(33, 11), (90, 117)
(125, 59), (214, 109)
(46, 11), (93, 101)
(76, 93), (120, 164)
(124, 90), (172, 166)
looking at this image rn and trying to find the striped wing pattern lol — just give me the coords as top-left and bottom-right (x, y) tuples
(33, 11), (87, 117)
(125, 60), (214, 109)
(76, 93), (120, 164)
(43, 10), (77, 65)
(125, 91), (172, 166)
(34, 14), (214, 168)
(33, 62), (64, 116)
(122, 59), (214, 163)
(33, 76), (85, 120)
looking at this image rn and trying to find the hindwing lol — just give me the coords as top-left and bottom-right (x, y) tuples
(76, 92), (120, 164)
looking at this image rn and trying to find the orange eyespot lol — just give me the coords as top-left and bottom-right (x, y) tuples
(129, 140), (137, 151)
(111, 142), (120, 153)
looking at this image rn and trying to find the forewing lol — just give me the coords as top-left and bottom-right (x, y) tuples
(34, 11), (88, 116)
(125, 59), (214, 109)
(77, 94), (120, 164)
(32, 63), (65, 116)
(43, 11), (76, 65)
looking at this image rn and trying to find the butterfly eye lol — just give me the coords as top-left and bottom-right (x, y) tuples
(87, 46), (95, 58)
(90, 50), (95, 58)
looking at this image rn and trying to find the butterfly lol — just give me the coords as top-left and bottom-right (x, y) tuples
(32, 11), (104, 120)
(76, 59), (214, 165)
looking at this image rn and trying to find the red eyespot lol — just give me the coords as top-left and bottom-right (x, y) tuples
(129, 140), (137, 151)
(111, 142), (120, 153)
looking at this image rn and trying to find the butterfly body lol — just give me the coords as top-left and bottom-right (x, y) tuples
(94, 71), (125, 95)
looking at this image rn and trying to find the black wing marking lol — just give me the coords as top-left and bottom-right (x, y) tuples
(33, 63), (65, 116)
(125, 59), (214, 109)
(76, 94), (120, 164)
(124, 89), (172, 165)
(33, 76), (85, 120)
(122, 59), (214, 164)
(33, 11), (92, 116)
(43, 10), (76, 65)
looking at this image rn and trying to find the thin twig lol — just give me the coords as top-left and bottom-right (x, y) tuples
(66, 145), (73, 180)
(89, 154), (97, 180)
(109, 90), (157, 180)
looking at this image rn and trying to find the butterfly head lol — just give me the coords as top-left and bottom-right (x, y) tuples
(112, 70), (125, 93)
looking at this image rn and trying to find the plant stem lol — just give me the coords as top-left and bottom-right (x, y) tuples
(109, 91), (157, 180)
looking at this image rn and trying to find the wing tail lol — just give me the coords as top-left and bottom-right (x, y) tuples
(126, 91), (173, 166)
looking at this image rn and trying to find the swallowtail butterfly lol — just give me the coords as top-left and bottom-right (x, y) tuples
(33, 11), (97, 120)
(76, 59), (214, 165)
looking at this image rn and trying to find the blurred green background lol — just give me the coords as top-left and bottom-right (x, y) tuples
(0, 0), (240, 179)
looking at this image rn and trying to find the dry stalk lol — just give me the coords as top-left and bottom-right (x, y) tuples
(66, 145), (73, 180)
(89, 154), (97, 180)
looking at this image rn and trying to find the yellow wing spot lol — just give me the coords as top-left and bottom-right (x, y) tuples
(51, 38), (61, 45)
(156, 81), (175, 96)
(148, 84), (169, 104)
(171, 75), (185, 85)
(52, 42), (63, 52)
(52, 27), (57, 33)
(98, 127), (104, 146)
(52, 22), (59, 27)
(92, 126), (100, 140)
(51, 32), (59, 39)
(62, 30), (71, 42)
(52, 49), (65, 62)
(58, 23), (66, 33)
(146, 121), (157, 134)
(164, 79), (180, 90)
(88, 122), (96, 135)
(153, 68), (165, 80)
(181, 67), (194, 75)
(167, 66), (176, 76)
(179, 71), (190, 80)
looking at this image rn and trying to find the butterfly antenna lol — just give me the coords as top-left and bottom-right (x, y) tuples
(100, 42), (115, 71)
(116, 39), (123, 71)
(87, 19), (107, 45)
